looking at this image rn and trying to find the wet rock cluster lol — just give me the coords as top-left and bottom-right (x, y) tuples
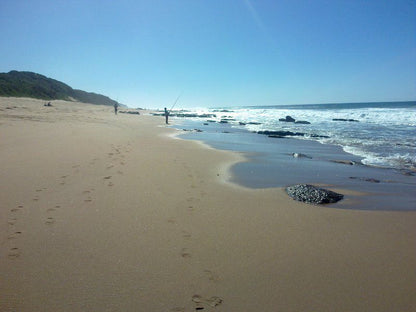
(279, 115), (311, 124)
(119, 110), (140, 115)
(286, 184), (344, 204)
(333, 118), (359, 122)
(257, 130), (329, 139)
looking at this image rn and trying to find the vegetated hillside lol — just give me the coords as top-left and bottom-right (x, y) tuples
(0, 70), (119, 106)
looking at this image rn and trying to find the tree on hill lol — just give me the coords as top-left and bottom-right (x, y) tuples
(0, 70), (119, 106)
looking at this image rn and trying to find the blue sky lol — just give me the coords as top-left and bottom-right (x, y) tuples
(1, 0), (415, 108)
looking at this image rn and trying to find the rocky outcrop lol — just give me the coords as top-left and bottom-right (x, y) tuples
(330, 160), (357, 165)
(349, 177), (380, 183)
(257, 130), (329, 139)
(286, 184), (344, 204)
(119, 110), (140, 115)
(332, 118), (359, 122)
(258, 130), (305, 137)
(279, 115), (296, 122)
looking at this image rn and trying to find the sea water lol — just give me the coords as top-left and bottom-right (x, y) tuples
(182, 101), (416, 172)
(171, 101), (416, 210)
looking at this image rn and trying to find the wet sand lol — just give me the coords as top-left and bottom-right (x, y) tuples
(1, 97), (416, 311)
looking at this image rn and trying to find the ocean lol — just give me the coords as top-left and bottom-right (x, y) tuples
(170, 101), (416, 210)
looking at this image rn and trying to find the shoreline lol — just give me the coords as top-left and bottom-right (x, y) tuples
(173, 117), (416, 211)
(1, 97), (416, 311)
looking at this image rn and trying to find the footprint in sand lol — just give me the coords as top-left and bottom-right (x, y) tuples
(170, 308), (185, 312)
(45, 217), (55, 225)
(182, 231), (191, 239)
(46, 208), (56, 212)
(8, 231), (22, 239)
(108, 182), (114, 187)
(204, 270), (220, 282)
(192, 295), (223, 309)
(181, 248), (191, 259)
(8, 247), (20, 259)
(8, 218), (17, 225)
(104, 176), (112, 180)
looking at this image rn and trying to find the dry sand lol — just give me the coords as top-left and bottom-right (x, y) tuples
(1, 97), (415, 311)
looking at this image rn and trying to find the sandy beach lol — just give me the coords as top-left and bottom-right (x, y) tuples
(1, 97), (415, 311)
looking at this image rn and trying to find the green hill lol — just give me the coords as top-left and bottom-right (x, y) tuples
(0, 70), (119, 106)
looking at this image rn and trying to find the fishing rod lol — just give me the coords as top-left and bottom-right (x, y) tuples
(168, 92), (183, 114)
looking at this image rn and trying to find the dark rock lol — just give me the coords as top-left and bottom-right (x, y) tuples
(203, 123), (209, 125)
(119, 110), (140, 115)
(258, 130), (305, 137)
(330, 160), (356, 165)
(247, 122), (262, 125)
(398, 169), (415, 176)
(349, 177), (380, 183)
(279, 115), (296, 122)
(333, 118), (359, 122)
(309, 134), (330, 138)
(239, 122), (246, 125)
(206, 120), (216, 123)
(295, 120), (311, 124)
(213, 109), (233, 112)
(174, 113), (217, 118)
(219, 120), (229, 123)
(286, 184), (344, 204)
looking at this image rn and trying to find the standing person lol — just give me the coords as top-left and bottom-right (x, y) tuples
(164, 107), (169, 124)
(114, 102), (118, 115)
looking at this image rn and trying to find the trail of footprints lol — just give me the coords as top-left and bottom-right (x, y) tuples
(103, 143), (132, 186)
(7, 205), (24, 259)
(6, 143), (132, 260)
(168, 162), (223, 311)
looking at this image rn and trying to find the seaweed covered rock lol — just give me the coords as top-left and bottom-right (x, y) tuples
(286, 184), (344, 204)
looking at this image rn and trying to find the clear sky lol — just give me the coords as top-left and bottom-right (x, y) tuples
(1, 0), (415, 108)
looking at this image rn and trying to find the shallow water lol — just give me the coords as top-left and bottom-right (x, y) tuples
(173, 118), (416, 211)
(173, 101), (416, 172)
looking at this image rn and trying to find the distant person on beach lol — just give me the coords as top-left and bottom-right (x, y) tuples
(114, 103), (118, 115)
(164, 107), (169, 124)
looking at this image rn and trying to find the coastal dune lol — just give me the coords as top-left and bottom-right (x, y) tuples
(1, 97), (415, 311)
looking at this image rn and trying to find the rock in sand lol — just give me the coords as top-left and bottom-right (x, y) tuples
(286, 184), (344, 204)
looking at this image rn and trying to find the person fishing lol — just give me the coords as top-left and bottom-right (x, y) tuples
(164, 93), (182, 125)
(114, 102), (119, 115)
(164, 107), (169, 124)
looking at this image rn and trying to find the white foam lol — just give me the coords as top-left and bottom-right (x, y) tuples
(182, 105), (416, 171)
